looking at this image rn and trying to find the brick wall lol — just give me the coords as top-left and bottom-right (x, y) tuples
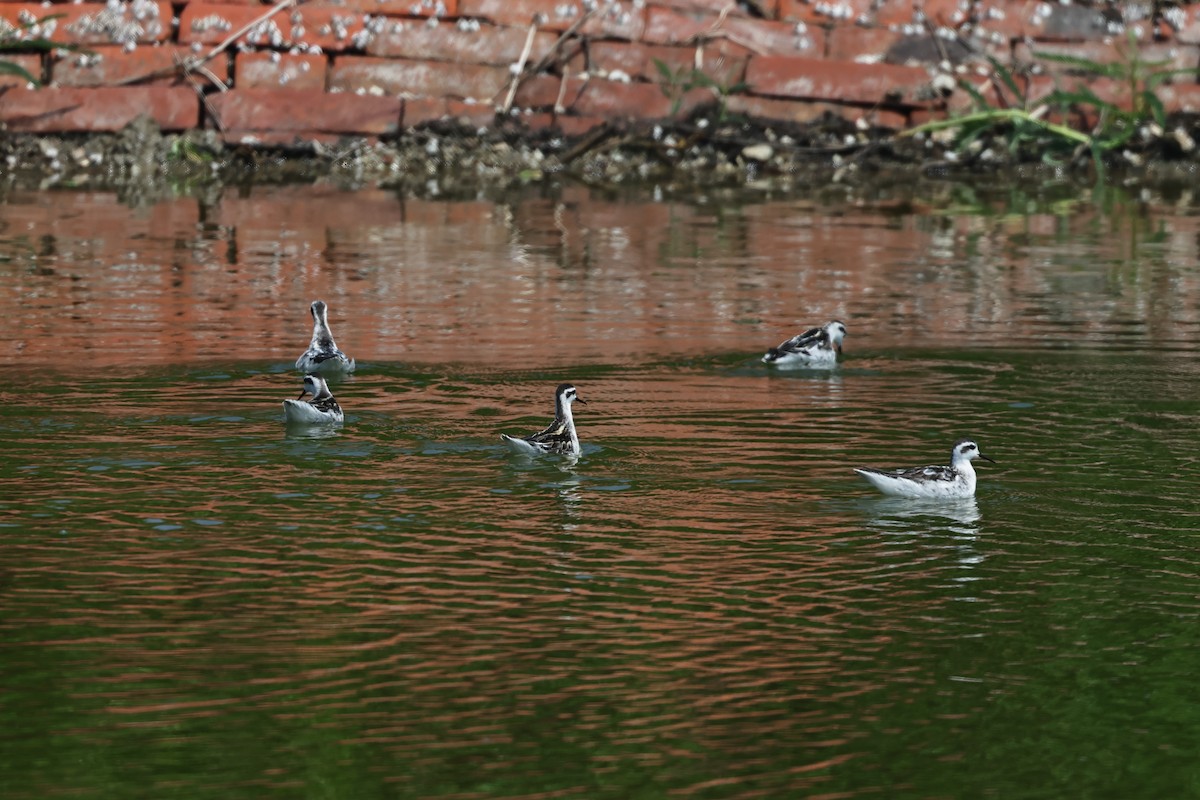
(2, 0), (1199, 143)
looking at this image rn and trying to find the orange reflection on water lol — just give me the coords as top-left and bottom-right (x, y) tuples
(4, 185), (1196, 370)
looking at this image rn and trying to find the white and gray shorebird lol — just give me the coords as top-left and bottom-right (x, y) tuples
(500, 383), (587, 457)
(282, 374), (344, 424)
(854, 439), (995, 499)
(296, 300), (355, 374)
(762, 320), (847, 367)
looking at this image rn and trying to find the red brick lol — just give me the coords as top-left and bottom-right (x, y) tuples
(328, 0), (456, 13)
(1014, 74), (1055, 105)
(513, 73), (696, 118)
(401, 96), (496, 127)
(0, 2), (171, 45)
(643, 5), (823, 58)
(724, 93), (907, 127)
(52, 45), (229, 88)
(570, 76), (675, 118)
(910, 0), (985, 28)
(654, 0), (764, 14)
(517, 112), (608, 137)
(776, 0), (833, 23)
(745, 55), (930, 105)
(556, 114), (611, 136)
(452, 97), (496, 126)
(0, 54), (41, 88)
(826, 26), (907, 63)
(1022, 2), (1123, 42)
(960, 1), (1029, 40)
(1157, 83), (1200, 113)
(883, 0), (971, 28)
(511, 73), (566, 109)
(1022, 40), (1199, 80)
(588, 40), (749, 85)
(366, 20), (559, 66)
(207, 88), (401, 134)
(906, 107), (944, 126)
(172, 0), (260, 6)
(179, 3), (381, 53)
(779, 0), (998, 30)
(234, 51), (327, 90)
(850, 105), (908, 130)
(832, 27), (1002, 67)
(0, 86), (198, 131)
(1015, 74), (1135, 128)
(1018, 74), (1131, 109)
(402, 96), (449, 125)
(329, 56), (511, 100)
(967, 0), (1130, 42)
(458, 0), (645, 39)
(1172, 6), (1200, 44)
(777, 0), (906, 25)
(519, 111), (557, 131)
(724, 93), (829, 124)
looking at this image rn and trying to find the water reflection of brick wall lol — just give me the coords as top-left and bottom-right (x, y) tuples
(1, 187), (1194, 369)
(4, 1), (1200, 141)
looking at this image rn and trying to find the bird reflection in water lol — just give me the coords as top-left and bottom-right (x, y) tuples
(862, 496), (985, 576)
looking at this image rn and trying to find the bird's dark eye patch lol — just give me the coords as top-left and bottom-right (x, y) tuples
(963, 444), (976, 451)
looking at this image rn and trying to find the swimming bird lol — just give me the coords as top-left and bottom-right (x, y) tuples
(296, 300), (355, 373)
(762, 320), (847, 367)
(500, 383), (586, 457)
(854, 439), (994, 499)
(282, 374), (344, 424)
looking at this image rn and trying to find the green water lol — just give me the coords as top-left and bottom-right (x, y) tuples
(3, 184), (1200, 798)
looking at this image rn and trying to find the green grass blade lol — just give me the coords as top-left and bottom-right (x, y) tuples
(901, 108), (1092, 145)
(1034, 51), (1125, 79)
(1144, 67), (1200, 89)
(988, 56), (1025, 104)
(958, 77), (990, 110)
(652, 58), (674, 83)
(1042, 87), (1121, 114)
(0, 60), (39, 85)
(1140, 90), (1166, 126)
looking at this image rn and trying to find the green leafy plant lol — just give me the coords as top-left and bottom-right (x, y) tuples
(902, 31), (1199, 176)
(168, 137), (215, 164)
(0, 14), (83, 87)
(652, 58), (746, 121)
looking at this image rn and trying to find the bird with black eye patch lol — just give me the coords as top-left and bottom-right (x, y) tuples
(296, 300), (355, 374)
(854, 439), (995, 499)
(762, 320), (846, 367)
(501, 383), (587, 457)
(283, 374), (344, 425)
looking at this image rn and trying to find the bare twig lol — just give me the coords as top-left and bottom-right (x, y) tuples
(115, 0), (298, 87)
(687, 28), (767, 56)
(495, 6), (599, 112)
(194, 63), (228, 92)
(526, 7), (597, 77)
(501, 21), (538, 114)
(207, 0), (298, 63)
(920, 14), (953, 68)
(557, 121), (616, 165)
(712, 1), (736, 30)
(554, 65), (571, 114)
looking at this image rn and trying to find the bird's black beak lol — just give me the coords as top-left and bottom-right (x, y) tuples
(576, 397), (587, 405)
(979, 453), (995, 464)
(296, 390), (307, 400)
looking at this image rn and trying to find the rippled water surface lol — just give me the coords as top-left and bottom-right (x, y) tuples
(4, 183), (1200, 798)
